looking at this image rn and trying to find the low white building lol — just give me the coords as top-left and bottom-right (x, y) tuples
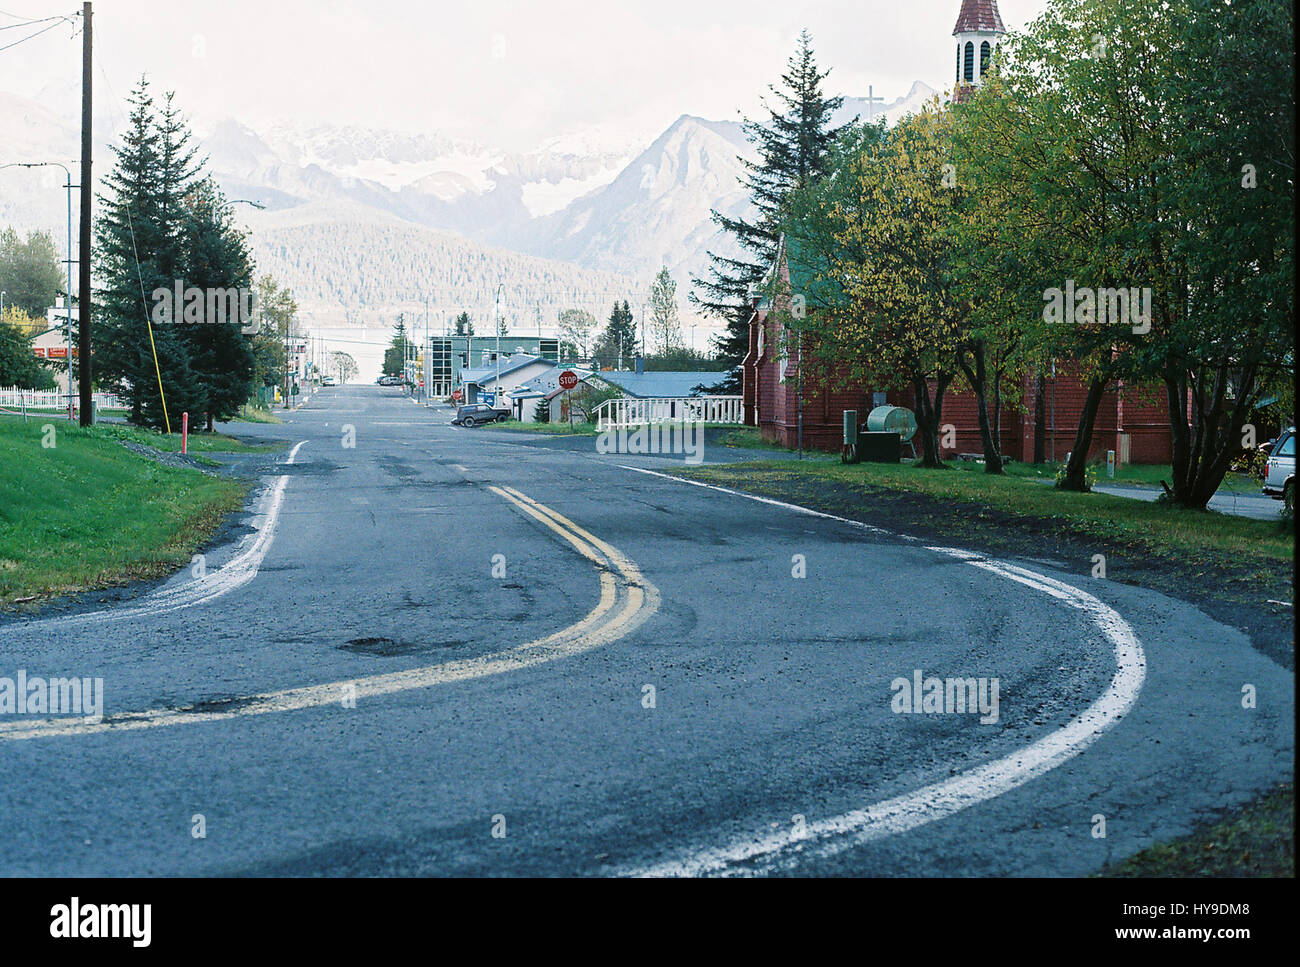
(459, 354), (557, 414)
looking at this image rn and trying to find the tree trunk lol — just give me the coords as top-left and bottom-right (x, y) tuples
(1057, 376), (1108, 492)
(1163, 363), (1258, 510)
(913, 375), (951, 469)
(957, 341), (1003, 475)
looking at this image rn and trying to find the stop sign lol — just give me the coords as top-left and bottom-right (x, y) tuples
(558, 370), (579, 390)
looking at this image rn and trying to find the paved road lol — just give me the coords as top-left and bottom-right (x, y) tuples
(0, 385), (1291, 875)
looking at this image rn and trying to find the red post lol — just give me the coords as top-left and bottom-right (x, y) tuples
(181, 412), (189, 455)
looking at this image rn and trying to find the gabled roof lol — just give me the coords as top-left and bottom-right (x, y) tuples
(953, 0), (1005, 35)
(459, 355), (553, 386)
(599, 371), (728, 399)
(512, 365), (595, 401)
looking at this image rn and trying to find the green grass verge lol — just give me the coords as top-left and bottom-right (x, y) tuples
(85, 421), (280, 454)
(230, 404), (283, 425)
(0, 416), (248, 606)
(678, 460), (1292, 564)
(1102, 783), (1294, 877)
(494, 419), (601, 435)
(715, 427), (836, 458)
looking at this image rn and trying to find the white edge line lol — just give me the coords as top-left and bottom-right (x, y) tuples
(614, 464), (1146, 877)
(20, 440), (308, 628)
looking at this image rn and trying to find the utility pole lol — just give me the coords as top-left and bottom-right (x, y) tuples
(77, 1), (93, 426)
(494, 281), (504, 403)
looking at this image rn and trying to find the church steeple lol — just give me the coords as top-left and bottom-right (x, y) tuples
(953, 0), (1006, 91)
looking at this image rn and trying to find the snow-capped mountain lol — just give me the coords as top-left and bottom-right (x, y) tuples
(514, 114), (757, 284)
(1, 80), (939, 325)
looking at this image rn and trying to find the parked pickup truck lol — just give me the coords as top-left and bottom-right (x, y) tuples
(1262, 426), (1295, 512)
(452, 403), (510, 427)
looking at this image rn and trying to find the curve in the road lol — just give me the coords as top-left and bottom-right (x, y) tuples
(614, 466), (1146, 877)
(0, 484), (660, 742)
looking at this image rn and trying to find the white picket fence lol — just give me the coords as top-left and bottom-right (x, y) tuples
(595, 395), (744, 430)
(0, 387), (123, 410)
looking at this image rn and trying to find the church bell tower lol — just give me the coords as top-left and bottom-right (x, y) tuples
(953, 0), (1006, 92)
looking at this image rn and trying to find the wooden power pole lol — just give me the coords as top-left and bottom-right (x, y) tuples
(77, 2), (93, 426)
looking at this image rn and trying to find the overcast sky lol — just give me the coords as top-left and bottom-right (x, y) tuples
(2, 0), (1049, 149)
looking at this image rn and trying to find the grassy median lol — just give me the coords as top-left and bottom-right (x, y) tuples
(0, 416), (251, 607)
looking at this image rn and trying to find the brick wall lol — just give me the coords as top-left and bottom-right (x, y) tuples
(747, 309), (1174, 464)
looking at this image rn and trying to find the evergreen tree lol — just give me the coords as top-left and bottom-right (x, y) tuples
(383, 317), (409, 376)
(691, 29), (845, 392)
(453, 310), (474, 336)
(595, 301), (636, 364)
(93, 78), (207, 428)
(180, 177), (257, 429)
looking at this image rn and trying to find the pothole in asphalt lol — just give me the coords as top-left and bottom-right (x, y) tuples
(179, 695), (261, 714)
(276, 461), (339, 476)
(340, 636), (468, 657)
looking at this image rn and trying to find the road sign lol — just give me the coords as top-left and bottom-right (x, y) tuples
(558, 370), (579, 391)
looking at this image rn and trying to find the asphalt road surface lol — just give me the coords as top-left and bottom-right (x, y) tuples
(0, 385), (1291, 876)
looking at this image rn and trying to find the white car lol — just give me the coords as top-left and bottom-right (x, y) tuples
(1262, 426), (1294, 511)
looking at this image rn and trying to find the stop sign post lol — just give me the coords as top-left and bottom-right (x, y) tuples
(558, 371), (578, 430)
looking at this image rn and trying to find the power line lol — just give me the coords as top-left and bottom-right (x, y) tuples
(1, 15), (67, 30)
(0, 13), (74, 52)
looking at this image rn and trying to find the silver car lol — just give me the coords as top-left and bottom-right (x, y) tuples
(1262, 426), (1294, 510)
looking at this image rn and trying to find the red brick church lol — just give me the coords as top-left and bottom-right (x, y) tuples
(742, 0), (1173, 465)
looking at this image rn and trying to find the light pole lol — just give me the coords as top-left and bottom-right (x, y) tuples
(0, 162), (75, 408)
(493, 280), (505, 403)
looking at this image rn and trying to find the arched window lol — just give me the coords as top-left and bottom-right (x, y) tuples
(980, 41), (992, 79)
(963, 41), (974, 83)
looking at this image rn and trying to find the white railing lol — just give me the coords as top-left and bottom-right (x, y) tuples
(0, 387), (123, 410)
(595, 395), (744, 430)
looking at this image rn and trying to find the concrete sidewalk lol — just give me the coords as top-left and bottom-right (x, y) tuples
(1094, 483), (1283, 520)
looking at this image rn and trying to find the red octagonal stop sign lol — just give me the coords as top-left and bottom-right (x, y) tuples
(558, 370), (579, 390)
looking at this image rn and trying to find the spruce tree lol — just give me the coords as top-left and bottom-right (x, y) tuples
(180, 177), (257, 429)
(691, 30), (845, 392)
(94, 79), (207, 428)
(597, 301), (636, 363)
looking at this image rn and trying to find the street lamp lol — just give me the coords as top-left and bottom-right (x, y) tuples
(0, 162), (75, 411)
(493, 280), (505, 403)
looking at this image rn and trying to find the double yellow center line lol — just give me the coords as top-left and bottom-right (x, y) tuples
(0, 486), (658, 742)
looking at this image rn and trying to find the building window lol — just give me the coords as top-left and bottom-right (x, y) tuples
(980, 41), (991, 78)
(964, 41), (974, 82)
(956, 45), (961, 84)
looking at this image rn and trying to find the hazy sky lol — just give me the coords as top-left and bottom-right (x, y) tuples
(2, 0), (1049, 149)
